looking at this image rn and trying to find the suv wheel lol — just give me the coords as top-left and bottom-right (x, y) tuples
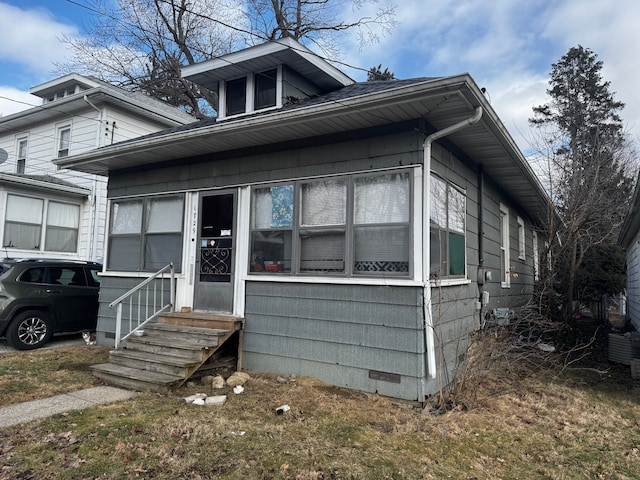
(6, 310), (53, 350)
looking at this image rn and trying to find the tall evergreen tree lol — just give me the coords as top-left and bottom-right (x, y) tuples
(529, 46), (634, 319)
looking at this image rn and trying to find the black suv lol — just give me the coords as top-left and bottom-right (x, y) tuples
(0, 259), (101, 350)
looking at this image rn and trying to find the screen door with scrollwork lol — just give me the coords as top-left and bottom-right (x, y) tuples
(194, 192), (236, 312)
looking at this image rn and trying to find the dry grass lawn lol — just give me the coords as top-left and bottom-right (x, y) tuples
(0, 341), (639, 479)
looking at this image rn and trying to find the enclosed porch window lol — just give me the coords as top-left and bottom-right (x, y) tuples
(108, 195), (184, 272)
(430, 175), (466, 279)
(250, 170), (412, 277)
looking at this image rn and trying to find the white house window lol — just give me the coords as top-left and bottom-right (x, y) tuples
(4, 195), (43, 249)
(430, 176), (466, 279)
(3, 194), (79, 252)
(45, 201), (80, 252)
(250, 170), (411, 277)
(57, 126), (71, 158)
(255, 69), (277, 109)
(517, 216), (526, 260)
(16, 137), (28, 174)
(107, 195), (184, 272)
(500, 203), (510, 288)
(532, 230), (540, 281)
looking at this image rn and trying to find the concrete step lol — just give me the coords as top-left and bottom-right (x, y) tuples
(91, 363), (183, 393)
(108, 349), (201, 377)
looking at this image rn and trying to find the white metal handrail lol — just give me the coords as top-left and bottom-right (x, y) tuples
(110, 263), (175, 349)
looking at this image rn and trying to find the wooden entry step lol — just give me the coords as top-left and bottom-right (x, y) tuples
(159, 311), (244, 330)
(91, 312), (244, 393)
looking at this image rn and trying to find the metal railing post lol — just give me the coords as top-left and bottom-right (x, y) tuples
(114, 303), (123, 349)
(109, 263), (176, 349)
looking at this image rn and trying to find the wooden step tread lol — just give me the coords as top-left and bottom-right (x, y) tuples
(91, 363), (183, 385)
(127, 336), (215, 350)
(159, 312), (243, 322)
(109, 349), (201, 367)
(144, 323), (230, 336)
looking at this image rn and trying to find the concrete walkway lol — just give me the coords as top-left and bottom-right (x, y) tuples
(0, 386), (137, 428)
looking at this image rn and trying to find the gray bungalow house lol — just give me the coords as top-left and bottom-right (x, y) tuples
(56, 38), (548, 402)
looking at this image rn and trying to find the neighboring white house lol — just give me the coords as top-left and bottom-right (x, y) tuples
(0, 74), (194, 263)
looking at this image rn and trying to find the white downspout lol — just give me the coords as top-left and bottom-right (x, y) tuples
(422, 106), (483, 380)
(84, 95), (104, 262)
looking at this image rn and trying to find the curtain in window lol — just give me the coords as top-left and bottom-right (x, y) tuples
(108, 200), (143, 270)
(353, 174), (410, 274)
(355, 172), (409, 224)
(430, 177), (466, 278)
(144, 196), (184, 270)
(146, 196), (183, 232)
(45, 202), (80, 252)
(252, 186), (294, 229)
(3, 195), (43, 249)
(301, 179), (346, 226)
(111, 200), (142, 234)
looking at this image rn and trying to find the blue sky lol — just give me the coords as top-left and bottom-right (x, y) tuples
(1, 0), (640, 154)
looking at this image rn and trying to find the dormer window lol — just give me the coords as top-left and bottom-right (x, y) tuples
(226, 77), (247, 116)
(221, 68), (281, 119)
(255, 69), (277, 109)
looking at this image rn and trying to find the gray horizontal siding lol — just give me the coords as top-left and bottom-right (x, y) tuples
(95, 276), (172, 346)
(242, 281), (427, 401)
(107, 127), (422, 198)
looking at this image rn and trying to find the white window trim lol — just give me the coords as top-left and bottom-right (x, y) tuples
(3, 194), (81, 254)
(500, 203), (510, 288)
(517, 216), (526, 260)
(16, 135), (28, 174)
(56, 123), (72, 159)
(218, 66), (282, 120)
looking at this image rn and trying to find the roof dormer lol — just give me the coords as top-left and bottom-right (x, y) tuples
(182, 37), (354, 120)
(30, 74), (101, 105)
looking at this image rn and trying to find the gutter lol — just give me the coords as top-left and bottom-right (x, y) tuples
(421, 106), (482, 384)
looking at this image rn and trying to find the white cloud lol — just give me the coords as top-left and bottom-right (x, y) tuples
(338, 0), (640, 151)
(0, 86), (39, 117)
(0, 2), (79, 72)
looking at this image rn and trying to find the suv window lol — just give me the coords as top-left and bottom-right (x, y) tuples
(88, 267), (101, 287)
(19, 267), (45, 283)
(48, 266), (88, 286)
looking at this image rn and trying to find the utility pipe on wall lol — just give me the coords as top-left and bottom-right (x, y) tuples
(422, 106), (483, 380)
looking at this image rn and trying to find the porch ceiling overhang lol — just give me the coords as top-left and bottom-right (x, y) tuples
(56, 74), (550, 224)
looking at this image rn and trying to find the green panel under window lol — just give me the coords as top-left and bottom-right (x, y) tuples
(449, 232), (465, 276)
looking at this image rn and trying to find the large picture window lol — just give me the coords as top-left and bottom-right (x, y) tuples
(430, 176), (466, 279)
(3, 194), (80, 253)
(108, 195), (184, 272)
(249, 170), (411, 277)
